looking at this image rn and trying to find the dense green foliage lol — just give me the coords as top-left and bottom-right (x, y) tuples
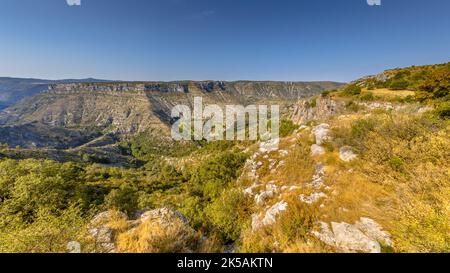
(342, 84), (362, 96)
(279, 119), (299, 138)
(0, 142), (249, 251)
(129, 132), (200, 159)
(179, 151), (251, 242)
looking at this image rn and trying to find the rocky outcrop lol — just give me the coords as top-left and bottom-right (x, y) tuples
(300, 163), (329, 205)
(306, 164), (326, 189)
(299, 192), (327, 204)
(87, 208), (197, 253)
(145, 83), (188, 93)
(254, 183), (278, 206)
(355, 217), (393, 247)
(292, 97), (345, 125)
(48, 83), (142, 93)
(259, 139), (280, 153)
(339, 146), (358, 162)
(357, 101), (408, 111)
(138, 208), (189, 226)
(88, 211), (128, 253)
(309, 124), (331, 156)
(312, 123), (332, 145)
(118, 208), (198, 253)
(252, 201), (288, 231)
(331, 222), (381, 253)
(243, 183), (261, 196)
(311, 144), (325, 156)
(312, 218), (393, 253)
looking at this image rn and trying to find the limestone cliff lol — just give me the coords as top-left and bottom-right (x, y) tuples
(291, 97), (345, 125)
(0, 81), (343, 146)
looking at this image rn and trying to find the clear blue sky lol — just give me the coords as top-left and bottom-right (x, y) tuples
(0, 0), (449, 82)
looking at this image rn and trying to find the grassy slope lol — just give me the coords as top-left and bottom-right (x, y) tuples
(237, 99), (449, 252)
(237, 63), (450, 252)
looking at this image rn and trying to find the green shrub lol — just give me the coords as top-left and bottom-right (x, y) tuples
(342, 84), (362, 96)
(279, 119), (299, 138)
(188, 151), (247, 200)
(397, 95), (416, 103)
(351, 119), (376, 138)
(388, 156), (406, 172)
(390, 80), (409, 90)
(345, 101), (361, 112)
(180, 196), (206, 229)
(81, 153), (111, 164)
(321, 90), (332, 97)
(104, 184), (139, 214)
(206, 188), (251, 242)
(0, 160), (87, 223)
(0, 204), (87, 253)
(436, 101), (450, 119)
(360, 93), (375, 101)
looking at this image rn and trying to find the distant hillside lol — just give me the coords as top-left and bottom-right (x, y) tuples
(0, 80), (343, 150)
(353, 62), (450, 100)
(0, 77), (111, 110)
(332, 62), (449, 119)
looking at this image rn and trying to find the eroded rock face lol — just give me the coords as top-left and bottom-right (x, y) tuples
(339, 146), (358, 162)
(0, 80), (342, 149)
(292, 97), (345, 125)
(197, 81), (226, 92)
(312, 218), (393, 253)
(145, 83), (188, 93)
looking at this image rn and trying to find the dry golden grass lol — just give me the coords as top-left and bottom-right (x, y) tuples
(240, 107), (449, 253)
(275, 139), (315, 186)
(362, 88), (416, 98)
(330, 111), (450, 252)
(117, 217), (200, 253)
(239, 195), (333, 253)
